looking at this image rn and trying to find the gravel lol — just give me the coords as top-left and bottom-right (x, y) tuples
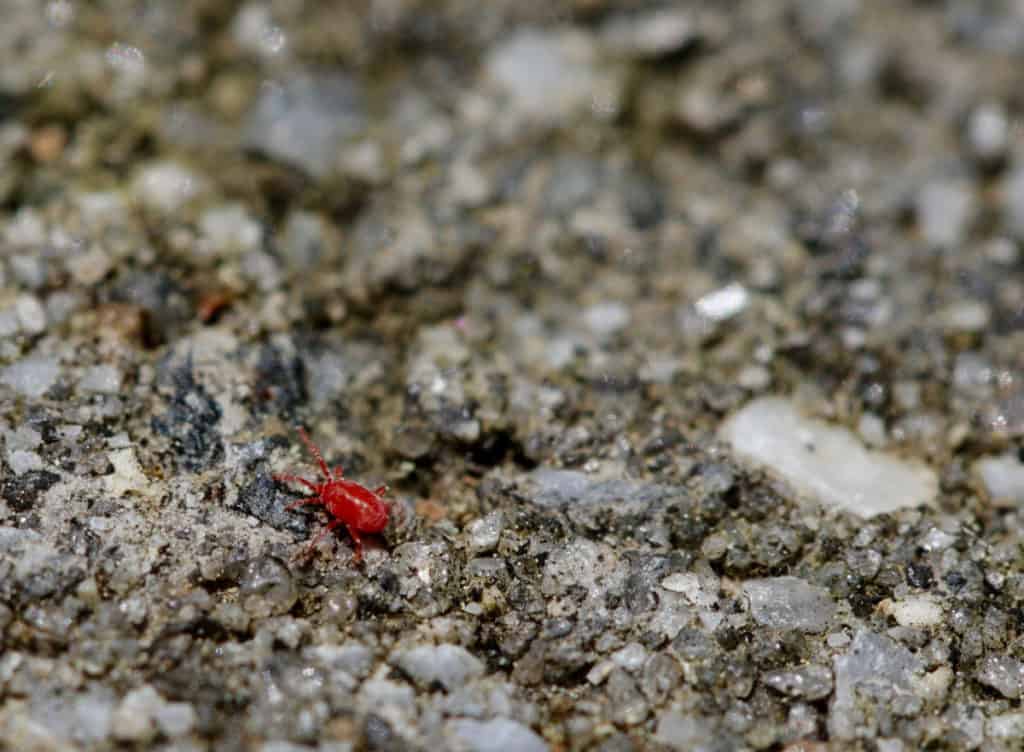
(1, 1), (1023, 749)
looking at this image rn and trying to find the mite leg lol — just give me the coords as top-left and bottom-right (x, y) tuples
(284, 495), (323, 513)
(296, 426), (332, 482)
(273, 474), (319, 493)
(333, 465), (346, 480)
(297, 519), (344, 559)
(345, 525), (365, 563)
(373, 485), (388, 496)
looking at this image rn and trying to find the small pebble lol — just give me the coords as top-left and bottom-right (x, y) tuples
(7, 449), (43, 476)
(915, 180), (974, 248)
(78, 364), (124, 394)
(975, 453), (1024, 504)
(879, 596), (944, 628)
(111, 686), (163, 743)
(15, 294), (46, 334)
(467, 512), (503, 555)
(198, 203), (264, 257)
(105, 448), (150, 497)
(1, 356), (61, 398)
(743, 576), (835, 633)
(447, 717), (548, 752)
(967, 102), (1008, 161)
(67, 246), (113, 286)
(391, 644), (485, 691)
(133, 161), (206, 213)
(582, 302), (631, 336)
(240, 556), (298, 618)
(694, 283), (749, 322)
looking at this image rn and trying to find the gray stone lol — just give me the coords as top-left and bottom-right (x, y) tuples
(743, 577), (834, 633)
(523, 468), (674, 509)
(243, 71), (366, 178)
(485, 30), (600, 124)
(1, 357), (61, 398)
(830, 630), (924, 740)
(78, 364), (123, 394)
(391, 644), (485, 691)
(977, 655), (1024, 699)
(915, 179), (974, 247)
(447, 717), (548, 752)
(653, 709), (721, 752)
(467, 512), (503, 555)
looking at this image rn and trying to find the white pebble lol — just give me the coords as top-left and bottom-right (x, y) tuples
(106, 448), (150, 497)
(111, 686), (162, 743)
(939, 301), (990, 333)
(737, 364), (771, 391)
(916, 180), (974, 248)
(602, 7), (696, 59)
(154, 702), (196, 738)
(694, 282), (749, 322)
(720, 397), (937, 517)
(967, 102), (1008, 161)
(880, 595), (943, 628)
(583, 301), (631, 335)
(7, 450), (43, 475)
(9, 253), (46, 289)
(744, 576), (834, 633)
(198, 203), (264, 256)
(67, 246), (113, 287)
(610, 642), (647, 671)
(447, 717), (548, 752)
(390, 644), (485, 691)
(134, 161), (206, 213)
(975, 453), (1024, 504)
(0, 307), (19, 338)
(1, 357), (61, 398)
(660, 573), (698, 594)
(486, 30), (597, 122)
(857, 412), (887, 447)
(232, 3), (286, 58)
(15, 295), (46, 334)
(467, 512), (503, 555)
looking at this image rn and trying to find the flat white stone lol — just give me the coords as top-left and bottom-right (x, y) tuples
(720, 397), (937, 517)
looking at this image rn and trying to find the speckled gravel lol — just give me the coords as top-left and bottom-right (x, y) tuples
(4, 1), (1024, 750)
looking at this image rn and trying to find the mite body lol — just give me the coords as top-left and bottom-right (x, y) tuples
(274, 428), (390, 563)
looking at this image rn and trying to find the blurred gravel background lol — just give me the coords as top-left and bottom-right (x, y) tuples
(4, 1), (1024, 750)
